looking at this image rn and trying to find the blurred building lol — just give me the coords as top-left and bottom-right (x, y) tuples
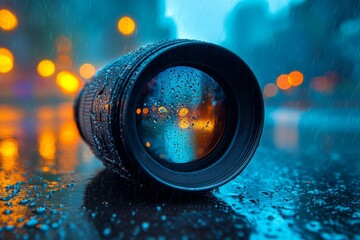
(223, 0), (360, 107)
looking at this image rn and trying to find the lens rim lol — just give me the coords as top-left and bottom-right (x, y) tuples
(122, 41), (264, 191)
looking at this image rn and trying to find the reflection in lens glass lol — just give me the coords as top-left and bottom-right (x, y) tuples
(137, 66), (227, 164)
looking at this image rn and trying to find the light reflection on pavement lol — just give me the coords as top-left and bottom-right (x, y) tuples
(0, 103), (359, 239)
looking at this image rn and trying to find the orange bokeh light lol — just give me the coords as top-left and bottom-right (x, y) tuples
(0, 9), (17, 31)
(192, 120), (214, 131)
(158, 106), (167, 113)
(142, 108), (149, 115)
(118, 16), (136, 35)
(179, 120), (189, 129)
(0, 47), (14, 73)
(56, 71), (81, 94)
(178, 108), (189, 117)
(0, 48), (13, 61)
(37, 59), (55, 77)
(288, 71), (303, 86)
(79, 63), (96, 79)
(276, 74), (292, 90)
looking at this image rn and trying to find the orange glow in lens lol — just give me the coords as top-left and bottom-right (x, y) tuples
(179, 120), (189, 129)
(142, 108), (149, 115)
(192, 120), (214, 131)
(158, 106), (167, 113)
(178, 108), (189, 117)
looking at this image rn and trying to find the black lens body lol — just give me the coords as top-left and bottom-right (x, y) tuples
(75, 39), (264, 191)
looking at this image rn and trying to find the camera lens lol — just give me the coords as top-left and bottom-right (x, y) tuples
(137, 66), (227, 164)
(75, 39), (264, 191)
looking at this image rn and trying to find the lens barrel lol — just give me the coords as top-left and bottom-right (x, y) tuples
(75, 39), (264, 191)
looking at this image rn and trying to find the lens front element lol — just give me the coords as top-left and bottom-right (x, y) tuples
(75, 39), (264, 191)
(136, 66), (227, 164)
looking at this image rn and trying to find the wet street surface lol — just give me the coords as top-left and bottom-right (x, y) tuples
(0, 103), (359, 239)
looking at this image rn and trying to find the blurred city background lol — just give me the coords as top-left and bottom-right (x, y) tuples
(0, 0), (359, 106)
(0, 0), (359, 238)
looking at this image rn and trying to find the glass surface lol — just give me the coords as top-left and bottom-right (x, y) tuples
(136, 66), (227, 163)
